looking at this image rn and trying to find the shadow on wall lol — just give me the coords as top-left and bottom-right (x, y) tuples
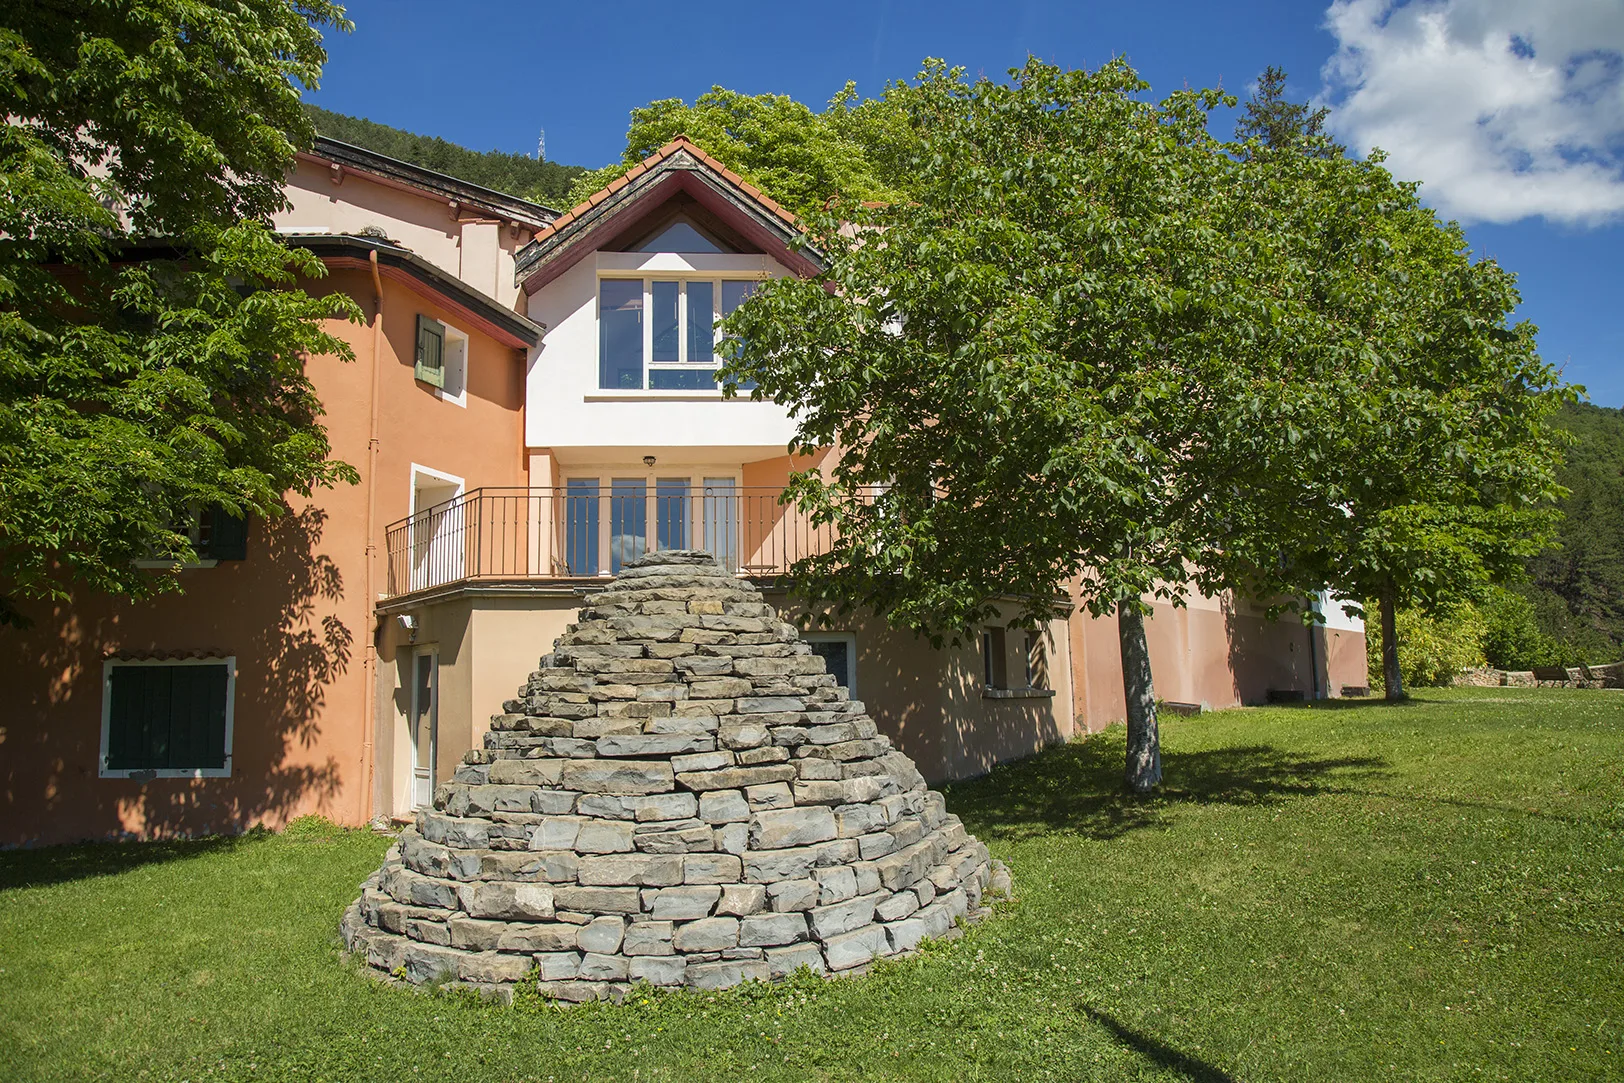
(2, 504), (350, 844)
(1221, 593), (1309, 706)
(944, 726), (1390, 844)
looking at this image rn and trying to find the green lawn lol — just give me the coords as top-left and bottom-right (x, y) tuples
(2, 687), (1620, 1082)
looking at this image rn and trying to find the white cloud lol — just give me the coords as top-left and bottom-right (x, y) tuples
(1319, 0), (1624, 225)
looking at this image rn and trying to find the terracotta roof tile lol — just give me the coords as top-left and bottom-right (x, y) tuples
(521, 134), (805, 254)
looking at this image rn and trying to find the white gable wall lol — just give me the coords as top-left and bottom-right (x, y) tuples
(524, 251), (801, 459)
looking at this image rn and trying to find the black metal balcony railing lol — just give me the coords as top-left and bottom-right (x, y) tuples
(383, 485), (842, 597)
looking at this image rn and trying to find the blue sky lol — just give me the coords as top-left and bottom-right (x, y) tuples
(309, 0), (1624, 405)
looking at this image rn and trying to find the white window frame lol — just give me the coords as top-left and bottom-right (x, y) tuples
(409, 464), (466, 591)
(598, 275), (759, 390)
(99, 656), (236, 779)
(434, 322), (470, 408)
(805, 632), (857, 696)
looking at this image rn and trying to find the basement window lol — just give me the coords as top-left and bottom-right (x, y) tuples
(100, 657), (235, 778)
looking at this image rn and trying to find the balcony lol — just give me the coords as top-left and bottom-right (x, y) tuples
(383, 485), (840, 598)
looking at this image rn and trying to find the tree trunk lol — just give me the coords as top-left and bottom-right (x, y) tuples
(1118, 603), (1162, 793)
(1380, 581), (1405, 701)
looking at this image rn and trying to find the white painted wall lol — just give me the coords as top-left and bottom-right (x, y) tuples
(524, 252), (801, 457)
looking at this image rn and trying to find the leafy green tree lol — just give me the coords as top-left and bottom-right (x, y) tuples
(722, 58), (1353, 792)
(0, 1), (361, 625)
(1240, 145), (1571, 700)
(302, 104), (587, 204)
(1235, 66), (1344, 158)
(567, 85), (909, 217)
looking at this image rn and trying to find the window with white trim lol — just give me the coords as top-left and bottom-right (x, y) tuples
(100, 657), (235, 778)
(415, 314), (468, 405)
(598, 277), (759, 390)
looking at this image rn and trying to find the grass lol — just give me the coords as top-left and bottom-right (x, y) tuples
(1, 686), (1620, 1082)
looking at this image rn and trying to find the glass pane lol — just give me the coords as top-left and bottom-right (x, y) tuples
(655, 478), (689, 551)
(565, 478), (600, 575)
(648, 368), (718, 390)
(721, 280), (757, 315)
(810, 640), (851, 690)
(702, 477), (738, 571)
(687, 281), (714, 363)
(610, 478), (647, 573)
(636, 221), (726, 253)
(652, 281), (679, 363)
(599, 280), (643, 389)
(720, 281), (759, 390)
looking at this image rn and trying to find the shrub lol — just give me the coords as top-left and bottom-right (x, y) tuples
(1366, 600), (1488, 691)
(1479, 587), (1560, 670)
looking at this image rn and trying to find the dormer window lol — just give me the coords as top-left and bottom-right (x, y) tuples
(598, 277), (758, 390)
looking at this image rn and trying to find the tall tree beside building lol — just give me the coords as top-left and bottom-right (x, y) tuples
(0, 2), (361, 625)
(722, 58), (1359, 792)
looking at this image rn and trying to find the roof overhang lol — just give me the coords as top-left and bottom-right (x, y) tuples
(300, 137), (560, 232)
(289, 234), (545, 349)
(515, 143), (824, 295)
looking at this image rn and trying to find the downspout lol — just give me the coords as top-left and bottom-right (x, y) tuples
(360, 249), (385, 821)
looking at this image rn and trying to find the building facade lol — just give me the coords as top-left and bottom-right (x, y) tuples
(0, 137), (1365, 846)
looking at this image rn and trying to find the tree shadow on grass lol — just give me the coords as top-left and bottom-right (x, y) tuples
(943, 734), (1391, 843)
(0, 832), (257, 892)
(1079, 1005), (1241, 1083)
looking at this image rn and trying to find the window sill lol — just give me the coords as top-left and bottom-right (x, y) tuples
(584, 390), (733, 402)
(101, 763), (231, 780)
(980, 687), (1055, 700)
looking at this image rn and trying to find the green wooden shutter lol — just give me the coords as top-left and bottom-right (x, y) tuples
(107, 663), (230, 771)
(200, 506), (248, 561)
(415, 314), (445, 387)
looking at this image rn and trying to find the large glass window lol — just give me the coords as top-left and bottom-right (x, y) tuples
(599, 280), (644, 389)
(565, 478), (600, 574)
(655, 478), (690, 550)
(599, 278), (761, 390)
(702, 477), (738, 571)
(610, 478), (648, 572)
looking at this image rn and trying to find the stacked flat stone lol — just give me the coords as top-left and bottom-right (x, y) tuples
(341, 550), (1004, 1002)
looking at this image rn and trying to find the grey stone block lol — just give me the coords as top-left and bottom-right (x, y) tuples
(807, 894), (879, 939)
(648, 885), (721, 920)
(745, 782), (794, 809)
(560, 760), (676, 795)
(629, 955), (687, 986)
(814, 865), (858, 904)
(683, 852), (743, 884)
(597, 734), (715, 758)
(698, 790), (749, 823)
(577, 854), (684, 887)
(577, 915), (625, 954)
(716, 883), (766, 916)
(765, 943), (826, 979)
(739, 912), (808, 947)
(535, 951), (582, 981)
(686, 959), (769, 989)
(623, 921), (676, 956)
(459, 882), (555, 921)
(766, 878), (819, 913)
(822, 923), (889, 971)
(672, 917), (740, 953)
(749, 805), (836, 849)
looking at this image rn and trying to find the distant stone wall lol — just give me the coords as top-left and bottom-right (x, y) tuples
(341, 551), (1009, 1002)
(1454, 663), (1623, 689)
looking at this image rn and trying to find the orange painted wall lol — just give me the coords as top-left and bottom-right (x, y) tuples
(0, 268), (526, 846)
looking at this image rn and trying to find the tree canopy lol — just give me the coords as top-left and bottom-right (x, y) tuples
(0, 1), (361, 623)
(566, 83), (915, 217)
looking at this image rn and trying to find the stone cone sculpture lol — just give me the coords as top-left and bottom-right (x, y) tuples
(342, 550), (1006, 1001)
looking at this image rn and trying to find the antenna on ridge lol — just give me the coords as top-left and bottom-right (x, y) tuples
(536, 128), (546, 162)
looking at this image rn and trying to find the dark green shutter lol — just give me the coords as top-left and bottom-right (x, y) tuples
(107, 663), (229, 772)
(415, 314), (445, 387)
(200, 506), (248, 561)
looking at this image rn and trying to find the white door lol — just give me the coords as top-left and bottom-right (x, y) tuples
(410, 649), (438, 808)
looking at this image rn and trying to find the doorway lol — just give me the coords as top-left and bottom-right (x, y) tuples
(409, 647), (438, 809)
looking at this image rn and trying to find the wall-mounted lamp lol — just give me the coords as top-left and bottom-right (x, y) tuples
(643, 455), (656, 467)
(397, 613), (418, 643)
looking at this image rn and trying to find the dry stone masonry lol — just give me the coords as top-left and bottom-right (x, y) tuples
(342, 550), (1006, 1001)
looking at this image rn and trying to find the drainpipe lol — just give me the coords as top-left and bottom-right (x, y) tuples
(360, 249), (385, 821)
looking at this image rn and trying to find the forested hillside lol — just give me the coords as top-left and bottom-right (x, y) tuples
(1527, 401), (1624, 659)
(302, 105), (586, 206)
